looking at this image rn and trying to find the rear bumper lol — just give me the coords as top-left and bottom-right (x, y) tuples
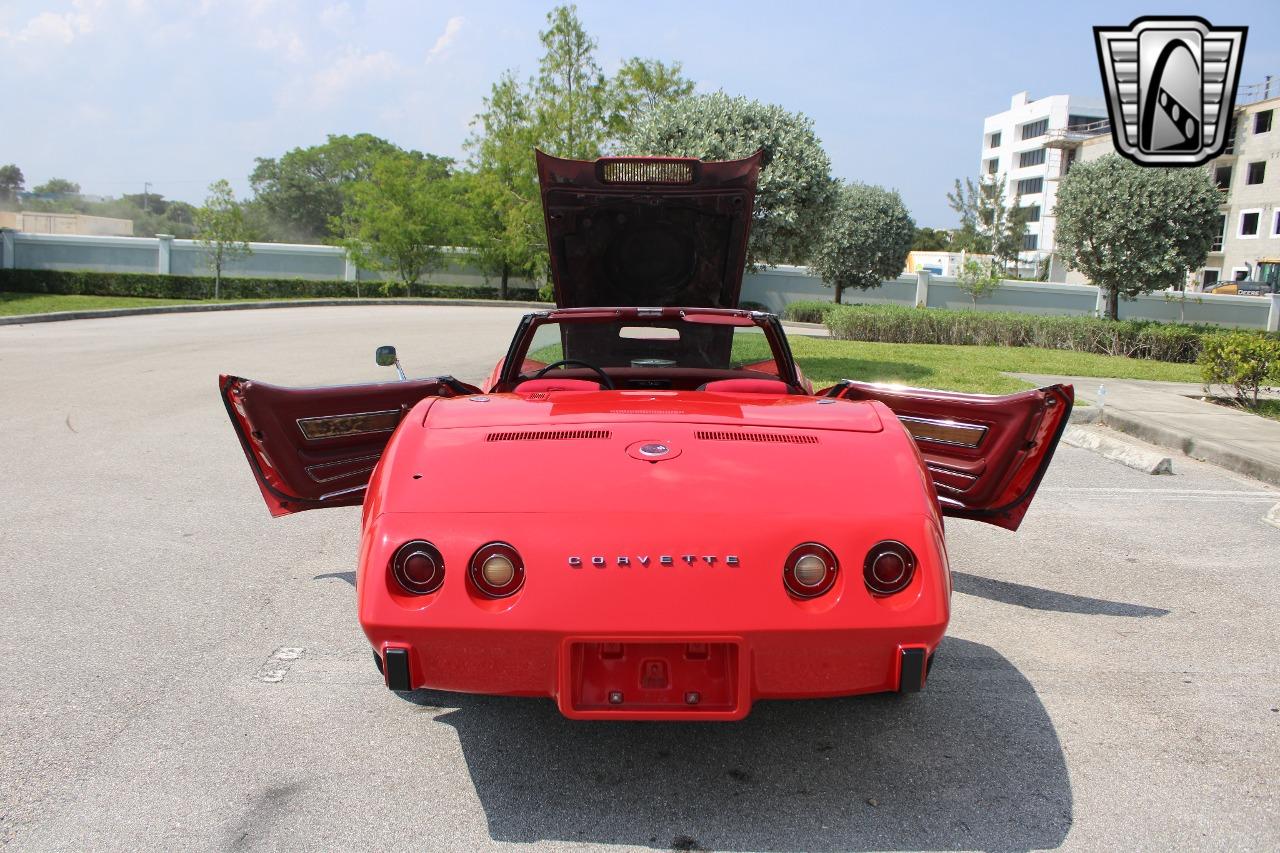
(359, 510), (950, 720)
(368, 627), (943, 721)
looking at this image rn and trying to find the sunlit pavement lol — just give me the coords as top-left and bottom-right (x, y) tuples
(1, 305), (1277, 851)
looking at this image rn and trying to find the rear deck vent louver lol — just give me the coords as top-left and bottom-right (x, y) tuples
(601, 160), (695, 185)
(695, 431), (819, 445)
(486, 429), (612, 442)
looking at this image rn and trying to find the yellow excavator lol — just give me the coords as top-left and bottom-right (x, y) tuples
(1208, 258), (1280, 295)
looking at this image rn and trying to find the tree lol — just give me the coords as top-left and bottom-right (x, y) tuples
(608, 58), (694, 140)
(1054, 155), (1221, 319)
(340, 153), (464, 296)
(0, 164), (24, 202)
(248, 134), (426, 242)
(912, 226), (951, 251)
(956, 258), (1002, 307)
(947, 174), (1029, 271)
(465, 70), (547, 298)
(623, 92), (839, 267)
(33, 178), (80, 196)
(809, 183), (915, 304)
(195, 180), (252, 299)
(533, 4), (610, 160)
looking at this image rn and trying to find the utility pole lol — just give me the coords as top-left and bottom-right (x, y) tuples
(143, 182), (151, 212)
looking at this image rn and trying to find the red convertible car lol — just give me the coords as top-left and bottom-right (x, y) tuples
(221, 151), (1071, 720)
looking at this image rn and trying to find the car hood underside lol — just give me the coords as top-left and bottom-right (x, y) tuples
(536, 150), (762, 309)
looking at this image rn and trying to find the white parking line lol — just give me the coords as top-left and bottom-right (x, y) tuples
(1043, 488), (1279, 497)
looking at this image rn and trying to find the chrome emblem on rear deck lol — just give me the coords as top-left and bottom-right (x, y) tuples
(569, 555), (740, 568)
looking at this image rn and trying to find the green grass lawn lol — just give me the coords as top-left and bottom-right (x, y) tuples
(784, 337), (1202, 394)
(1256, 400), (1280, 422)
(0, 292), (219, 316)
(533, 332), (1201, 395)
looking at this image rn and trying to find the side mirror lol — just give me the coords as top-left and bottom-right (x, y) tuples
(375, 345), (407, 381)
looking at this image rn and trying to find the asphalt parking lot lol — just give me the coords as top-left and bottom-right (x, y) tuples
(1, 305), (1277, 852)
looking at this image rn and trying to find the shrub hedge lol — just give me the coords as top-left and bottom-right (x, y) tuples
(781, 300), (841, 324)
(816, 303), (1276, 364)
(1199, 332), (1280, 405)
(0, 268), (541, 302)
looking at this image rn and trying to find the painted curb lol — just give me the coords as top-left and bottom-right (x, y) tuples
(0, 297), (552, 327)
(1062, 425), (1174, 475)
(1096, 408), (1280, 489)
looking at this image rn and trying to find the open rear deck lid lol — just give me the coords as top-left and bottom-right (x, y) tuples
(536, 150), (762, 309)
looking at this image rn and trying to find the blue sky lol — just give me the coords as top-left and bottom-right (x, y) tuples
(2, 0), (1276, 226)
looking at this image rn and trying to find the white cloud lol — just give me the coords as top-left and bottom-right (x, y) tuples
(319, 2), (351, 34)
(309, 48), (399, 106)
(425, 15), (464, 62)
(2, 6), (94, 45)
(255, 26), (306, 61)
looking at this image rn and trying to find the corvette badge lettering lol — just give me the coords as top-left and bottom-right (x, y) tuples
(569, 555), (740, 568)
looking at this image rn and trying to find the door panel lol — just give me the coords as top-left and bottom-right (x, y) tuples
(220, 374), (479, 517)
(825, 380), (1073, 530)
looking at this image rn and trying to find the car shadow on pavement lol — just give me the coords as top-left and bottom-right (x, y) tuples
(952, 571), (1170, 617)
(313, 571), (355, 586)
(406, 636), (1072, 851)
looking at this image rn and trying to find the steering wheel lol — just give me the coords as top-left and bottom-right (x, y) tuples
(531, 359), (615, 390)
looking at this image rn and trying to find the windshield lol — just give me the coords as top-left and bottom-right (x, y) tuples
(511, 314), (792, 382)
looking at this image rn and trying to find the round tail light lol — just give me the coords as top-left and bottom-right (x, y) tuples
(864, 541), (916, 595)
(391, 540), (445, 595)
(469, 542), (525, 598)
(783, 543), (838, 598)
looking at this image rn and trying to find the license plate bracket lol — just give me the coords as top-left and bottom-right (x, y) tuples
(562, 638), (744, 715)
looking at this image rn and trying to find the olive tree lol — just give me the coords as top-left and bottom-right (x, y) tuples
(622, 92), (839, 267)
(809, 183), (914, 304)
(1054, 155), (1220, 319)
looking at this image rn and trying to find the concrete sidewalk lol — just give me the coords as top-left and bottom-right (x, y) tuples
(1016, 374), (1280, 487)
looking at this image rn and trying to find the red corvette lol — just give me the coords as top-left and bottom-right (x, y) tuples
(220, 151), (1071, 720)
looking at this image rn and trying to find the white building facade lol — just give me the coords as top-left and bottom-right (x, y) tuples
(1071, 90), (1280, 291)
(979, 91), (1108, 270)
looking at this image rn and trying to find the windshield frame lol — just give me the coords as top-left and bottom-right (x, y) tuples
(497, 307), (802, 391)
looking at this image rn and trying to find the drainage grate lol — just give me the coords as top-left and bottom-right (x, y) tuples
(695, 431), (819, 444)
(486, 429), (612, 442)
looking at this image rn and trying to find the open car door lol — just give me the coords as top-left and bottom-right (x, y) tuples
(825, 380), (1073, 531)
(220, 374), (479, 517)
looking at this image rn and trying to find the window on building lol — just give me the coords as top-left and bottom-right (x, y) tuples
(1239, 210), (1260, 237)
(1067, 114), (1104, 130)
(1016, 177), (1044, 195)
(1255, 110), (1274, 134)
(986, 157), (999, 175)
(1201, 269), (1219, 290)
(1024, 205), (1041, 222)
(1021, 118), (1049, 140)
(1019, 148), (1046, 168)
(1212, 214), (1225, 251)
(1226, 119), (1238, 154)
(1246, 161), (1266, 184)
(1022, 233), (1038, 251)
(1214, 165), (1232, 190)
(1273, 209), (1280, 239)
(988, 131), (1002, 148)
